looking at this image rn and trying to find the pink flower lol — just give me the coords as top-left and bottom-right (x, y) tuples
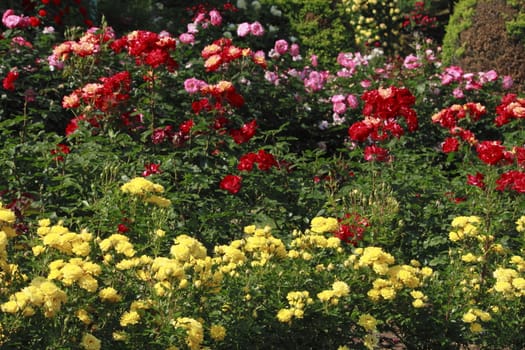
(310, 54), (318, 67)
(360, 80), (371, 89)
(290, 43), (300, 57)
(346, 94), (359, 109)
(237, 22), (250, 37)
(502, 75), (513, 90)
(452, 88), (464, 99)
(403, 54), (421, 69)
(179, 33), (195, 44)
(184, 78), (207, 94)
(333, 102), (347, 114)
(209, 10), (222, 26)
(274, 39), (289, 55)
(250, 21), (264, 36)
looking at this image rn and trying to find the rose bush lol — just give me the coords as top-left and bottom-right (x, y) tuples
(0, 1), (524, 349)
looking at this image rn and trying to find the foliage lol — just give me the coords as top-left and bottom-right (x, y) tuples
(441, 0), (477, 65)
(0, 2), (525, 349)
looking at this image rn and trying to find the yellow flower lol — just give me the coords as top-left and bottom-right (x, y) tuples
(99, 287), (122, 302)
(32, 245), (46, 256)
(113, 331), (127, 341)
(461, 253), (477, 263)
(462, 311), (477, 323)
(80, 333), (101, 350)
(310, 216), (339, 233)
(470, 322), (483, 333)
(332, 281), (350, 297)
(76, 309), (92, 324)
(173, 317), (203, 350)
(120, 177), (164, 195)
(515, 215), (525, 232)
(120, 310), (140, 326)
(146, 195), (172, 207)
(363, 333), (379, 350)
(358, 314), (377, 332)
(412, 299), (425, 308)
(210, 324), (226, 341)
(276, 308), (294, 323)
(0, 207), (16, 224)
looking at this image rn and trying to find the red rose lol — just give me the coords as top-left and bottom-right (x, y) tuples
(237, 153), (257, 171)
(466, 172), (485, 189)
(255, 149), (278, 171)
(363, 145), (390, 162)
(441, 137), (459, 153)
(220, 174), (242, 194)
(348, 121), (371, 142)
(476, 141), (508, 165)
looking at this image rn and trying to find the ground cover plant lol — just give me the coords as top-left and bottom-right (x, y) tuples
(0, 1), (524, 349)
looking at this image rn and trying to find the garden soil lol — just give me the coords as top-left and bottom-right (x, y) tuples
(454, 0), (525, 92)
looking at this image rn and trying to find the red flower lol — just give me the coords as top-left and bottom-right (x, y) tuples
(255, 149), (278, 171)
(441, 137), (459, 153)
(496, 170), (525, 193)
(476, 140), (510, 165)
(117, 224), (129, 233)
(230, 120), (257, 144)
(237, 152), (257, 171)
(2, 70), (19, 91)
(179, 119), (194, 135)
(333, 213), (369, 246)
(363, 145), (390, 162)
(220, 174), (242, 194)
(348, 121), (371, 142)
(142, 163), (162, 177)
(466, 172), (485, 189)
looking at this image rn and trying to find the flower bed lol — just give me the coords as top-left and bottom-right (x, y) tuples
(0, 2), (524, 349)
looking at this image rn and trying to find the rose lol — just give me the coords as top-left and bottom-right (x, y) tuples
(441, 137), (459, 153)
(220, 175), (242, 194)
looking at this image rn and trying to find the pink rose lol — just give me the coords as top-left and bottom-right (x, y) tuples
(250, 21), (264, 36)
(237, 22), (250, 37)
(179, 33), (195, 44)
(209, 10), (222, 26)
(274, 39), (289, 55)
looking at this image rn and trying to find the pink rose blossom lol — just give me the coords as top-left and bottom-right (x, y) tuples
(179, 33), (195, 44)
(360, 80), (371, 89)
(290, 43), (300, 57)
(310, 54), (318, 67)
(333, 102), (347, 114)
(274, 39), (289, 55)
(209, 10), (222, 26)
(250, 21), (264, 36)
(237, 22), (250, 37)
(502, 75), (513, 90)
(453, 88), (464, 99)
(403, 54), (422, 70)
(346, 94), (359, 109)
(184, 78), (207, 94)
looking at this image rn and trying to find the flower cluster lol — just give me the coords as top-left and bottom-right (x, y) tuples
(401, 1), (439, 36)
(461, 307), (492, 333)
(2, 9), (40, 29)
(276, 290), (313, 323)
(237, 149), (278, 172)
(63, 71), (132, 135)
(173, 317), (204, 350)
(48, 257), (101, 292)
(495, 93), (525, 126)
(0, 277), (67, 317)
(317, 280), (350, 305)
(201, 37), (254, 72)
(348, 86), (417, 159)
(35, 219), (93, 256)
(448, 216), (482, 242)
(48, 26), (116, 69)
(120, 177), (171, 207)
